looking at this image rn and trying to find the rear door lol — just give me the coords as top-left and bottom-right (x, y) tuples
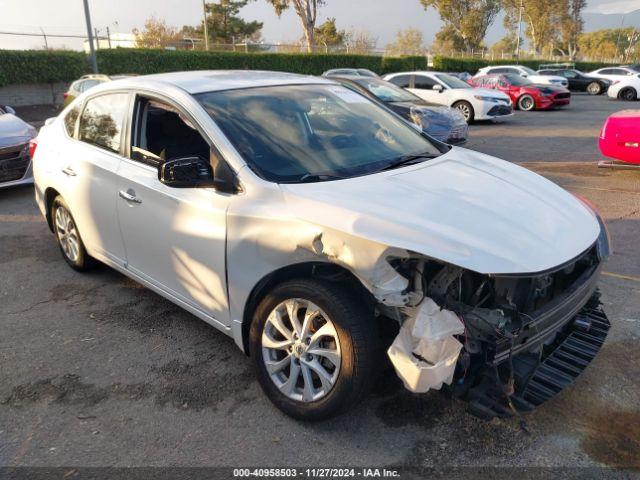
(115, 93), (231, 327)
(59, 92), (130, 265)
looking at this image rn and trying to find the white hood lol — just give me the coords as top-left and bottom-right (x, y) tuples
(280, 148), (600, 275)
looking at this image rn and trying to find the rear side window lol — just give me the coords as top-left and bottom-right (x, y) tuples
(78, 93), (129, 154)
(414, 75), (437, 89)
(387, 75), (411, 88)
(64, 105), (81, 137)
(78, 79), (100, 93)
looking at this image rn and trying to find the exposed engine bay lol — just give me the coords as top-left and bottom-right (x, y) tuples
(382, 239), (610, 419)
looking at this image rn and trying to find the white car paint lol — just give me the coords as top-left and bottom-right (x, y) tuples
(383, 71), (512, 121)
(475, 65), (568, 87)
(588, 66), (638, 83)
(32, 70), (602, 355)
(607, 74), (640, 100)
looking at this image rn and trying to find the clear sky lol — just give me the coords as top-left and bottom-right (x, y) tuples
(0, 0), (637, 51)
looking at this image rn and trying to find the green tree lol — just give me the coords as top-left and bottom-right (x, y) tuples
(578, 28), (639, 61)
(133, 16), (181, 49)
(430, 25), (466, 55)
(385, 28), (426, 56)
(313, 18), (345, 51)
(556, 0), (586, 59)
(266, 0), (325, 52)
(489, 35), (519, 57)
(196, 0), (262, 44)
(502, 0), (563, 54)
(420, 0), (500, 52)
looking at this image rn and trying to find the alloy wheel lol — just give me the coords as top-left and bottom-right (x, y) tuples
(519, 95), (535, 111)
(55, 205), (80, 263)
(587, 82), (601, 95)
(261, 298), (341, 403)
(621, 88), (637, 101)
(455, 103), (471, 122)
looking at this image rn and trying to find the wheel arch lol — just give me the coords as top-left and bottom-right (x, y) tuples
(44, 187), (61, 232)
(239, 261), (376, 356)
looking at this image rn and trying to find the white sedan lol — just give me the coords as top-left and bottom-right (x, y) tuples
(32, 70), (610, 421)
(588, 66), (638, 84)
(607, 74), (640, 101)
(383, 71), (512, 122)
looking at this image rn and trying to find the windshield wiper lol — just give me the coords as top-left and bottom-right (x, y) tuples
(380, 153), (439, 172)
(296, 173), (346, 183)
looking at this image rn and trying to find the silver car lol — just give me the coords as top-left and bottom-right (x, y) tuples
(0, 106), (37, 188)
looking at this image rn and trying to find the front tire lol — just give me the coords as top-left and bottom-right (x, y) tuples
(249, 278), (377, 420)
(51, 196), (96, 271)
(587, 82), (602, 95)
(619, 87), (637, 101)
(452, 101), (474, 123)
(517, 94), (536, 111)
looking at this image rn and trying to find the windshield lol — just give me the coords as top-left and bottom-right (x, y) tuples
(520, 66), (537, 75)
(353, 77), (418, 102)
(197, 84), (440, 183)
(434, 73), (471, 89)
(504, 74), (532, 86)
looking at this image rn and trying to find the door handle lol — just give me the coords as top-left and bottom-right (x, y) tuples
(61, 167), (77, 176)
(119, 190), (142, 204)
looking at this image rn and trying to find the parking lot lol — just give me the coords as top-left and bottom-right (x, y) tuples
(1, 93), (639, 472)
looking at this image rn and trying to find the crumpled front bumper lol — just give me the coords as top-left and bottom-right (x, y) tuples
(460, 292), (610, 419)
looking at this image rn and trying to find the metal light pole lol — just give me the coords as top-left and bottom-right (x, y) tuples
(202, 0), (209, 50)
(39, 27), (49, 50)
(615, 14), (626, 61)
(82, 0), (98, 73)
(515, 0), (523, 61)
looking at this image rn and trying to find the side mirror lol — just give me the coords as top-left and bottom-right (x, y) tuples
(521, 74), (528, 78)
(4, 106), (16, 115)
(432, 84), (444, 92)
(159, 156), (216, 188)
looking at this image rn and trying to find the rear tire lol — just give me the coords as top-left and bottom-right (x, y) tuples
(249, 278), (377, 421)
(619, 87), (637, 101)
(452, 101), (474, 123)
(587, 82), (602, 95)
(51, 196), (96, 271)
(517, 94), (536, 111)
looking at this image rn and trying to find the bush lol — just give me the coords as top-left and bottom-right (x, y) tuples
(0, 48), (428, 87)
(0, 50), (88, 87)
(97, 49), (427, 76)
(433, 55), (616, 74)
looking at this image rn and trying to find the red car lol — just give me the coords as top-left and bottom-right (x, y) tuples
(599, 110), (640, 165)
(469, 73), (571, 111)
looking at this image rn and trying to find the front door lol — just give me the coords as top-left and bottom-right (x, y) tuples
(407, 75), (445, 104)
(116, 95), (231, 326)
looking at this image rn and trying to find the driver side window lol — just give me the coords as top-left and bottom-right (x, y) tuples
(130, 96), (210, 167)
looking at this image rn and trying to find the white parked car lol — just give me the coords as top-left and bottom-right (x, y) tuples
(383, 71), (512, 122)
(474, 65), (568, 88)
(588, 66), (638, 84)
(606, 74), (640, 101)
(32, 71), (611, 421)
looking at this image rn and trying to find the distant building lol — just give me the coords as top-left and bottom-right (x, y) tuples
(83, 33), (135, 52)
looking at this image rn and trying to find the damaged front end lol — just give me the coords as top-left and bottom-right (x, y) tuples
(383, 233), (611, 420)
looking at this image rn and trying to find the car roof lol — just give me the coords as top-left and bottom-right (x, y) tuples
(106, 70), (336, 94)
